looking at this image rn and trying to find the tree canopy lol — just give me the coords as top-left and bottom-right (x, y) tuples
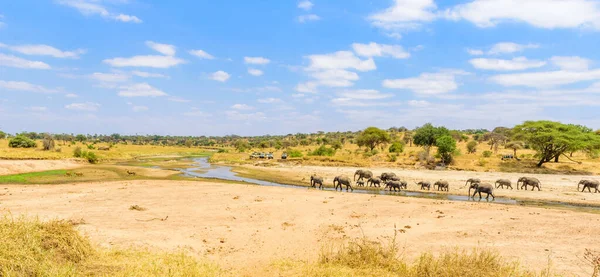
(413, 123), (450, 151)
(436, 135), (457, 164)
(356, 127), (391, 151)
(512, 120), (600, 167)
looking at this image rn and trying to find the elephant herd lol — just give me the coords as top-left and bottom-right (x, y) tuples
(308, 170), (600, 200)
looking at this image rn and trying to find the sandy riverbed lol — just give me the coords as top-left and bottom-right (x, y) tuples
(1, 180), (598, 276)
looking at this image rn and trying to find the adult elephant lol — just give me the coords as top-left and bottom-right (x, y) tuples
(517, 177), (541, 191)
(417, 181), (431, 190)
(469, 182), (496, 200)
(433, 180), (450, 191)
(380, 172), (397, 182)
(578, 179), (600, 193)
(354, 169), (373, 182)
(310, 175), (324, 189)
(367, 177), (382, 187)
(495, 179), (512, 189)
(333, 175), (353, 192)
(385, 180), (403, 192)
(464, 178), (480, 188)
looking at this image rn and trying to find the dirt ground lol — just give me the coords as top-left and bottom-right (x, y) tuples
(0, 159), (83, 175)
(1, 180), (599, 276)
(240, 163), (600, 205)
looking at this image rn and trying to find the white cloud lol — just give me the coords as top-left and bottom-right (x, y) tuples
(65, 102), (100, 112)
(490, 69), (600, 88)
(131, 71), (168, 78)
(209, 71), (230, 82)
(225, 110), (266, 121)
(103, 55), (185, 68)
(189, 49), (214, 59)
(443, 0), (600, 29)
(118, 83), (168, 97)
(352, 42), (410, 59)
(184, 108), (212, 117)
(306, 51), (376, 72)
(26, 106), (47, 112)
(0, 54), (51, 69)
(469, 57), (546, 71)
(248, 68), (264, 76)
(309, 69), (359, 87)
(244, 56), (270, 65)
(298, 14), (320, 23)
(298, 1), (314, 10)
(550, 56), (591, 71)
(467, 49), (484, 56)
(132, 105), (148, 112)
(231, 104), (254, 110)
(336, 89), (393, 100)
(408, 100), (430, 107)
(488, 42), (539, 55)
(383, 71), (465, 95)
(90, 72), (130, 82)
(229, 86), (282, 93)
(0, 80), (58, 93)
(65, 93), (78, 98)
(258, 98), (282, 104)
(57, 0), (142, 23)
(295, 82), (318, 93)
(145, 41), (176, 56)
(168, 96), (190, 103)
(0, 43), (85, 58)
(368, 0), (437, 31)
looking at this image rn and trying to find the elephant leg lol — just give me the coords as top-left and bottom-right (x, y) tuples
(587, 186), (592, 193)
(478, 191), (482, 199)
(537, 185), (540, 191)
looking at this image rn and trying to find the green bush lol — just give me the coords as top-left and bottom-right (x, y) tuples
(388, 141), (405, 153)
(435, 135), (457, 164)
(42, 136), (55, 151)
(288, 149), (303, 158)
(86, 144), (95, 150)
(8, 136), (37, 148)
(482, 151), (493, 158)
(73, 146), (98, 164)
(387, 153), (398, 162)
(217, 148), (227, 153)
(74, 147), (83, 158)
(466, 141), (477, 154)
(310, 145), (336, 157)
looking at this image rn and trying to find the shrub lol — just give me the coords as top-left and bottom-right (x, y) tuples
(217, 148), (227, 153)
(387, 153), (398, 162)
(73, 146), (98, 164)
(482, 151), (493, 158)
(388, 141), (405, 153)
(310, 145), (336, 157)
(86, 144), (95, 150)
(42, 136), (55, 151)
(435, 135), (457, 164)
(478, 158), (488, 166)
(8, 136), (37, 148)
(74, 146), (83, 158)
(288, 149), (303, 158)
(466, 141), (478, 154)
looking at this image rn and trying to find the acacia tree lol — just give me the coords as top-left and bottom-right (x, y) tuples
(403, 131), (413, 147)
(512, 121), (600, 167)
(356, 127), (390, 151)
(466, 141), (478, 154)
(413, 123), (450, 154)
(505, 141), (524, 157)
(436, 135), (457, 164)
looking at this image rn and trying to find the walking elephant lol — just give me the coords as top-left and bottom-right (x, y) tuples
(517, 177), (541, 191)
(417, 181), (431, 190)
(354, 169), (373, 182)
(464, 178), (480, 188)
(367, 177), (382, 187)
(385, 180), (407, 191)
(310, 175), (324, 189)
(333, 175), (353, 192)
(433, 180), (450, 191)
(469, 182), (496, 200)
(380, 172), (397, 182)
(578, 179), (600, 193)
(495, 179), (513, 189)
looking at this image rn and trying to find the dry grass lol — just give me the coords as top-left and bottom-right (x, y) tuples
(129, 205), (147, 211)
(0, 215), (224, 276)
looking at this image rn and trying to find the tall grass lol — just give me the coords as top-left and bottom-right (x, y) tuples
(0, 216), (224, 276)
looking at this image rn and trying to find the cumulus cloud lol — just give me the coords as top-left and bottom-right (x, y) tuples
(65, 102), (100, 111)
(209, 71), (230, 82)
(368, 0), (437, 31)
(248, 68), (264, 76)
(298, 14), (320, 23)
(310, 69), (359, 87)
(306, 51), (376, 72)
(118, 83), (168, 97)
(298, 1), (314, 10)
(469, 57), (546, 71)
(352, 42), (410, 59)
(550, 56), (592, 71)
(258, 98), (282, 104)
(488, 42), (539, 55)
(26, 106), (48, 112)
(131, 71), (169, 78)
(295, 82), (319, 93)
(231, 104), (254, 110)
(57, 0), (142, 23)
(383, 71), (467, 95)
(244, 56), (270, 65)
(490, 69), (600, 88)
(145, 41), (176, 56)
(0, 80), (58, 93)
(103, 55), (185, 68)
(132, 105), (148, 112)
(225, 110), (266, 121)
(189, 49), (214, 59)
(0, 43), (85, 58)
(90, 72), (130, 82)
(0, 54), (51, 69)
(467, 49), (484, 56)
(336, 89), (393, 100)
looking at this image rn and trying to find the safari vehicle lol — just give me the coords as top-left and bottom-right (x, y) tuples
(258, 152), (266, 159)
(250, 152), (260, 159)
(281, 152), (288, 159)
(266, 153), (274, 159)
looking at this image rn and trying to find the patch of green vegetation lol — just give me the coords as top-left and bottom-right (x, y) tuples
(0, 170), (67, 184)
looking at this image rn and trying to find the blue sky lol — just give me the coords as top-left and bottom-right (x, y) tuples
(1, 0), (600, 136)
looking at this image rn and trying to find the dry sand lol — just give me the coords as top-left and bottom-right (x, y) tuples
(0, 159), (83, 175)
(1, 180), (598, 276)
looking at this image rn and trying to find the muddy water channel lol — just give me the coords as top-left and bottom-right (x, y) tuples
(171, 157), (600, 212)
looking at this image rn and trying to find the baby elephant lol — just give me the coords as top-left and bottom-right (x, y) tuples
(433, 180), (449, 191)
(578, 179), (600, 193)
(356, 180), (365, 187)
(367, 177), (382, 187)
(469, 182), (495, 200)
(417, 181), (431, 190)
(385, 180), (403, 192)
(310, 175), (324, 189)
(495, 179), (513, 189)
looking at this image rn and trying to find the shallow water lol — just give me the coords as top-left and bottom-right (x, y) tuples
(175, 158), (600, 212)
